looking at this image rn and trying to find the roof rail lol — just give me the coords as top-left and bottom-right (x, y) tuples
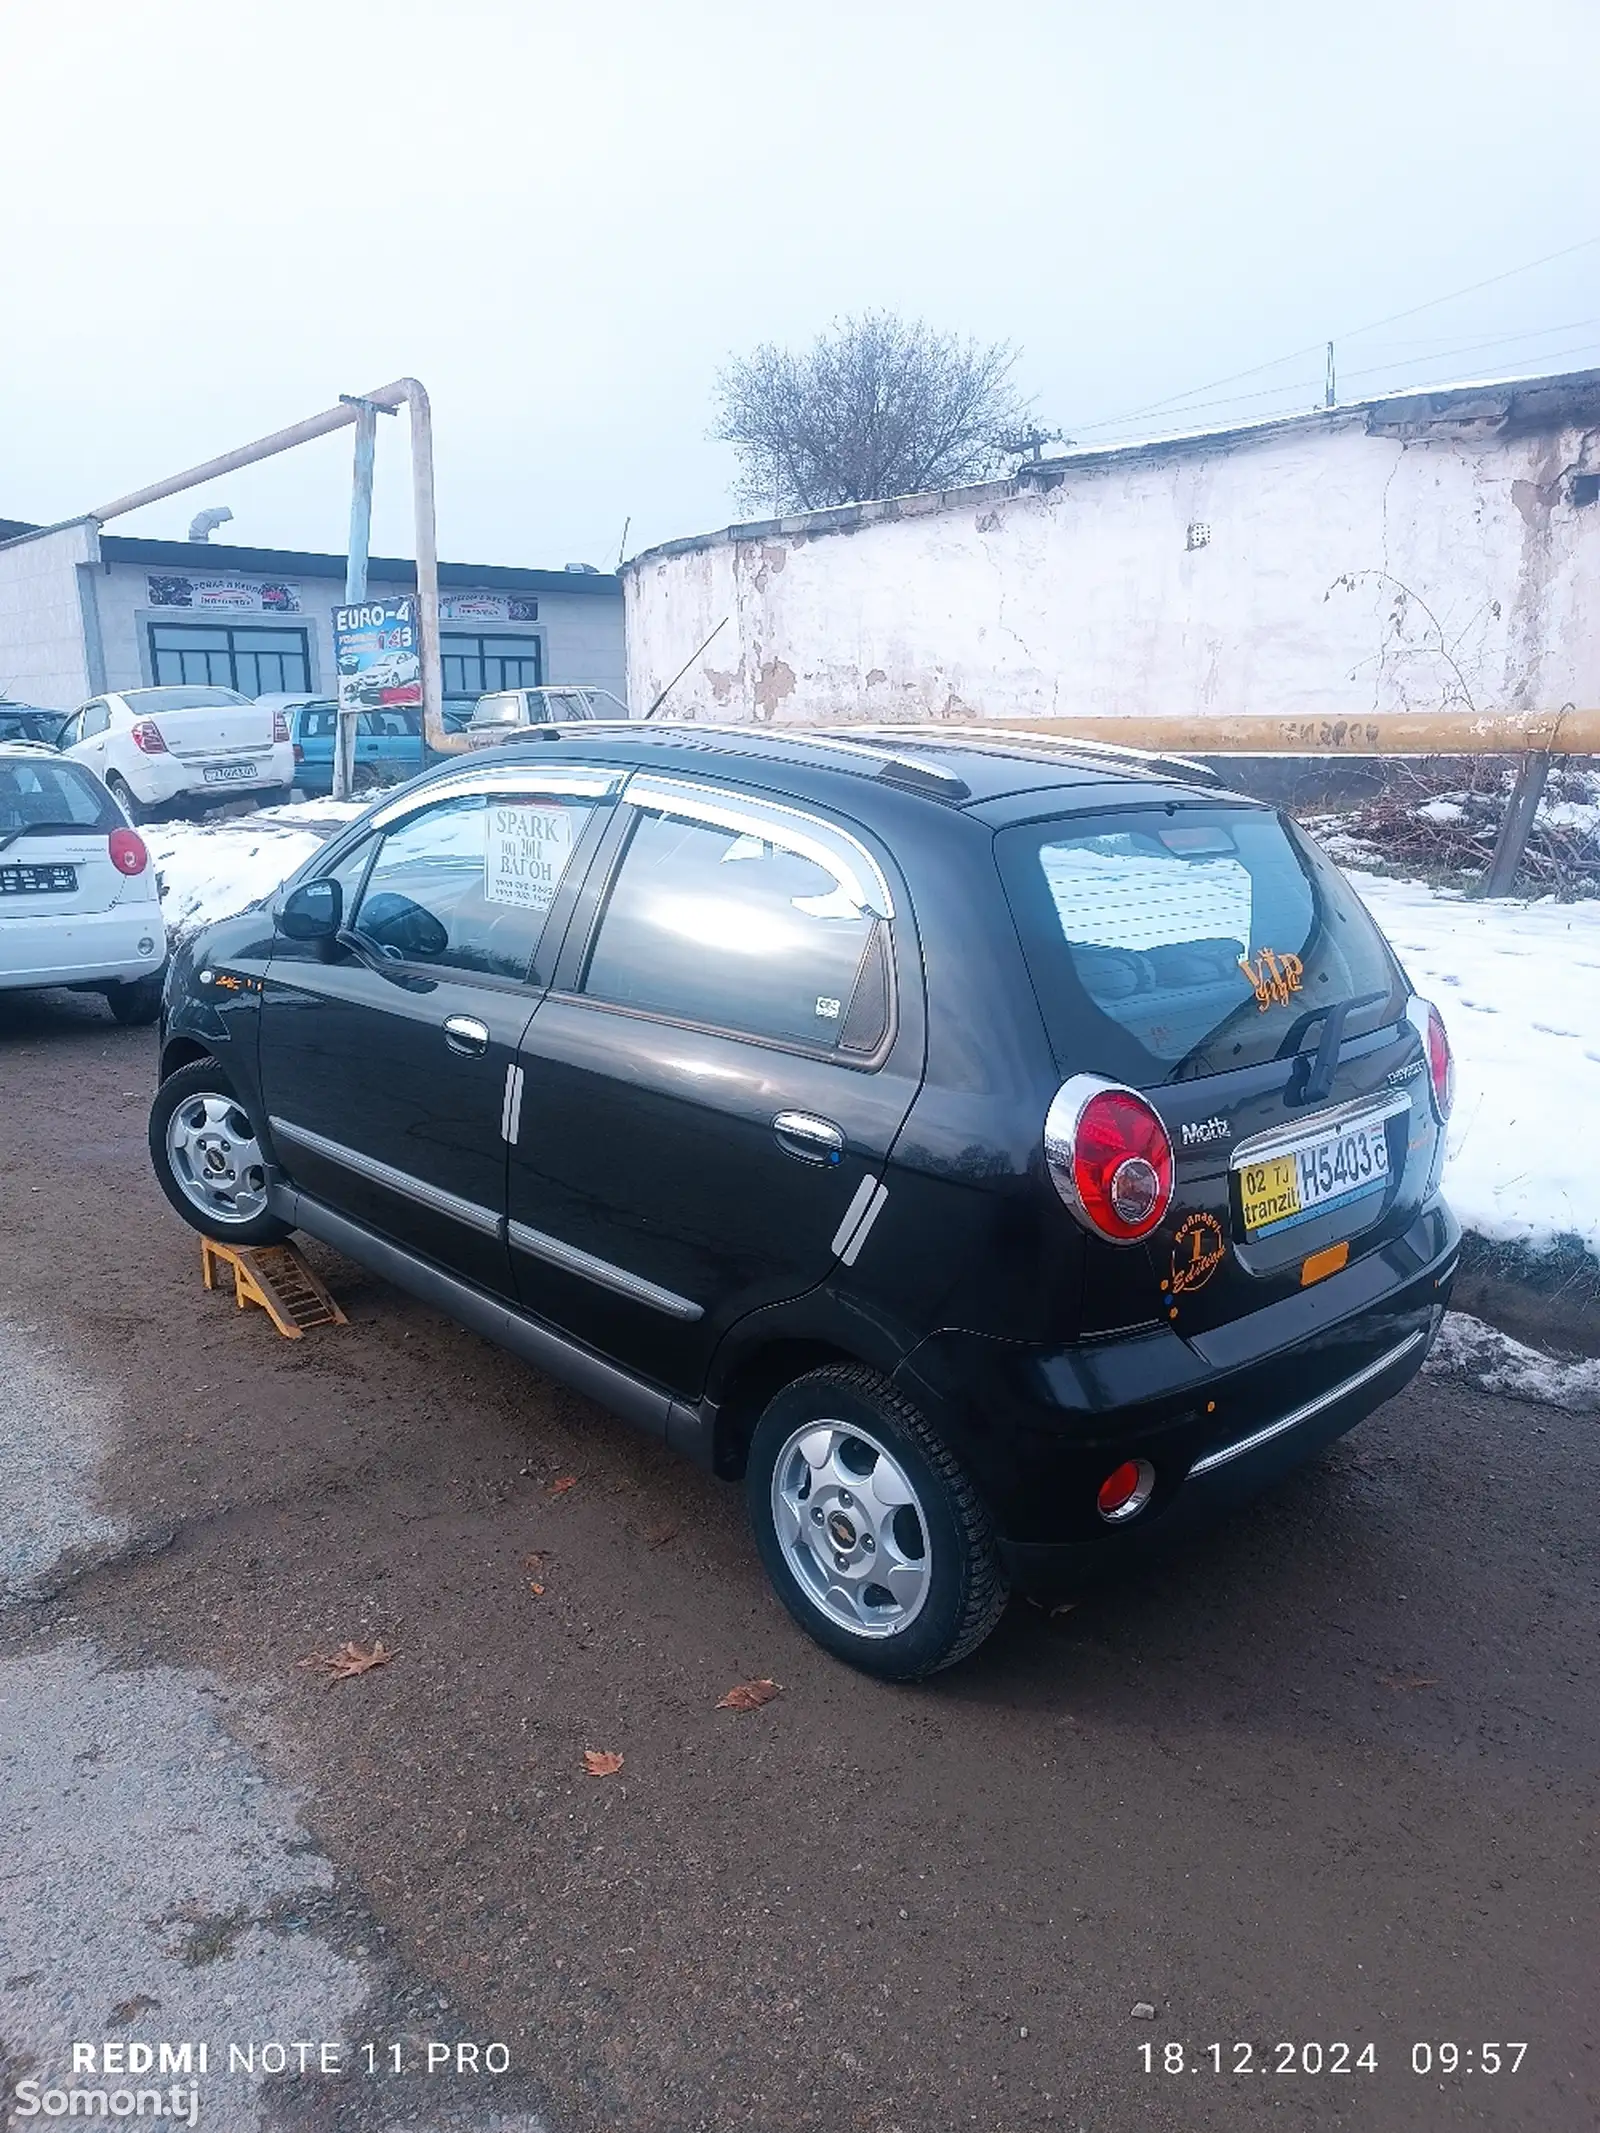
(842, 722), (1222, 787)
(652, 720), (972, 798)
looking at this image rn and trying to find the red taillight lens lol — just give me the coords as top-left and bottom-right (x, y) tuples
(272, 710), (290, 743)
(1425, 1002), (1454, 1120)
(293, 742), (305, 763)
(108, 827), (148, 875)
(130, 719), (168, 754)
(1045, 1078), (1175, 1242)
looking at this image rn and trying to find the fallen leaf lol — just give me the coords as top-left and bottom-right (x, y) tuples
(1380, 1674), (1438, 1691)
(645, 1522), (678, 1548)
(583, 1749), (624, 1777)
(296, 1640), (395, 1685)
(716, 1678), (782, 1712)
(523, 1551), (547, 1569)
(548, 1476), (578, 1497)
(528, 1583), (546, 1596)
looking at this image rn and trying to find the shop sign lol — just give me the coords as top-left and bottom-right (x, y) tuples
(438, 592), (539, 623)
(146, 573), (300, 612)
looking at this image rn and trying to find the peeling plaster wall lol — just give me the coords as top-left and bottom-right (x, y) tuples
(624, 412), (1600, 727)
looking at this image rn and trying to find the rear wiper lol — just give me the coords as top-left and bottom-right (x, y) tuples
(1281, 990), (1387, 1105)
(0, 822), (86, 853)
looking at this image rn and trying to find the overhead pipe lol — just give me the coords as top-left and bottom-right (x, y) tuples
(89, 377), (463, 757)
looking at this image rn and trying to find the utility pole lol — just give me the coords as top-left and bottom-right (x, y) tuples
(1325, 341), (1337, 409)
(333, 394), (393, 800)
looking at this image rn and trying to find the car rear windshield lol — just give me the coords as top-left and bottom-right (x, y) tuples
(0, 757), (120, 833)
(994, 803), (1406, 1084)
(124, 686), (252, 712)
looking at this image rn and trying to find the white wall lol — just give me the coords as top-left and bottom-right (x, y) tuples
(0, 523), (96, 707)
(622, 409), (1600, 728)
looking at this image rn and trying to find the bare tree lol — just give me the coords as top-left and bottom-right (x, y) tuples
(712, 312), (1030, 513)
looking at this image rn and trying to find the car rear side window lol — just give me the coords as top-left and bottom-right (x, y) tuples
(0, 758), (119, 833)
(581, 804), (892, 1055)
(995, 805), (1405, 1084)
(350, 790), (598, 983)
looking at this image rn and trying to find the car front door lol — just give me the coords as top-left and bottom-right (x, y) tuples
(506, 774), (926, 1397)
(257, 763), (622, 1297)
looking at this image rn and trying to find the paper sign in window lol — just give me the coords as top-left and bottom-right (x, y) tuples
(484, 802), (579, 913)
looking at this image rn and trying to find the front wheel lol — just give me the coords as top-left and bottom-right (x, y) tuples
(148, 1059), (291, 1245)
(106, 971), (164, 1026)
(746, 1366), (1008, 1681)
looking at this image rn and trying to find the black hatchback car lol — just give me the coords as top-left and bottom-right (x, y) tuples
(149, 724), (1458, 1678)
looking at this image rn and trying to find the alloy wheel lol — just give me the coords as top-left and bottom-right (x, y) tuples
(770, 1420), (931, 1637)
(164, 1093), (269, 1226)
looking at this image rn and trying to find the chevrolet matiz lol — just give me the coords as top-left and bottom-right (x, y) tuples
(147, 724), (1458, 1678)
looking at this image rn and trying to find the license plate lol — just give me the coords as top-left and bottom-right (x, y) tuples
(203, 763), (256, 784)
(1239, 1119), (1390, 1237)
(0, 862), (77, 895)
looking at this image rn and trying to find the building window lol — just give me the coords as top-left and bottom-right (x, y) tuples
(149, 623), (311, 696)
(441, 632), (543, 724)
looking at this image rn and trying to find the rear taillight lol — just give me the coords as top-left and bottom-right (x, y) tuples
(1406, 996), (1455, 1122)
(108, 827), (148, 875)
(293, 742), (305, 763)
(272, 710), (290, 743)
(130, 719), (168, 754)
(1044, 1076), (1175, 1243)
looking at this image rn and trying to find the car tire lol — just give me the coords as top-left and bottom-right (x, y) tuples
(106, 773), (152, 827)
(148, 1059), (292, 1246)
(106, 971), (164, 1026)
(256, 785), (293, 810)
(746, 1365), (1008, 1681)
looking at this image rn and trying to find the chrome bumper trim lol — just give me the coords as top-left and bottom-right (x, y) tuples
(1188, 1325), (1429, 1478)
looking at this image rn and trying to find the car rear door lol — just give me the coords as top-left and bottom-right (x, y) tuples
(993, 798), (1436, 1343)
(505, 773), (926, 1399)
(257, 763), (622, 1297)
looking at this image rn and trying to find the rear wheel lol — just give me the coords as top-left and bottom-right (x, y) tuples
(106, 971), (164, 1026)
(148, 1059), (291, 1245)
(106, 773), (152, 827)
(746, 1366), (1008, 1681)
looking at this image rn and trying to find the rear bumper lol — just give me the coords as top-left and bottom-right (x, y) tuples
(893, 1196), (1459, 1585)
(0, 902), (167, 988)
(130, 747), (294, 805)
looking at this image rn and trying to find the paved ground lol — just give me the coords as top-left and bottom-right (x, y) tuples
(1, 987), (1596, 2133)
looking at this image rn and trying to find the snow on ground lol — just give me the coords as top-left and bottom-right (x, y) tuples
(1426, 1312), (1600, 1412)
(1348, 871), (1600, 1258)
(149, 800), (363, 937)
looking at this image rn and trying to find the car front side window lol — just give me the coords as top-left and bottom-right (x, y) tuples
(350, 789), (598, 983)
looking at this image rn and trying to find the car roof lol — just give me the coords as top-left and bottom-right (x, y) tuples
(461, 719), (1227, 816)
(1, 738), (73, 758)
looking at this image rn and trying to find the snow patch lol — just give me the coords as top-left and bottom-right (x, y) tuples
(149, 801), (360, 938)
(1349, 870), (1600, 1258)
(1424, 1311), (1600, 1413)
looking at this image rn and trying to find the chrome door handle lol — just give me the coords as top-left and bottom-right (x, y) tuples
(773, 1111), (845, 1164)
(443, 1015), (490, 1057)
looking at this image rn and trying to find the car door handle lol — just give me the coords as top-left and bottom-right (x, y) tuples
(443, 1015), (490, 1057)
(773, 1111), (845, 1164)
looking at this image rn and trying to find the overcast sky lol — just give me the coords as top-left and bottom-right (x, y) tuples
(3, 0), (1598, 573)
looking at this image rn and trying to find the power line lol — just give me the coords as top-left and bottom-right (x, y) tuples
(1067, 232), (1600, 438)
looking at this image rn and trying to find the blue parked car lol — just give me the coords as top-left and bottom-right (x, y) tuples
(260, 696), (430, 798)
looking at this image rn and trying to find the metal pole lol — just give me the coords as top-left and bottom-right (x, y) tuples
(334, 400), (378, 801)
(1325, 341), (1336, 409)
(1485, 749), (1553, 895)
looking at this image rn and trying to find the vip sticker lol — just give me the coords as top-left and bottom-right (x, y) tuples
(1237, 947), (1304, 1010)
(1171, 1210), (1226, 1294)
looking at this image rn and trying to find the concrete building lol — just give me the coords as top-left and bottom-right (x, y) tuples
(0, 517), (625, 722)
(622, 368), (1600, 730)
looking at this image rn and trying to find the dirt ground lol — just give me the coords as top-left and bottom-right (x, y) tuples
(2, 988), (1596, 2133)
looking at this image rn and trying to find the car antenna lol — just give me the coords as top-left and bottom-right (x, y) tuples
(642, 616), (728, 720)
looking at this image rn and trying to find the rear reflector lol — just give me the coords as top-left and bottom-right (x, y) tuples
(108, 827), (148, 875)
(1097, 1457), (1156, 1522)
(1300, 1240), (1350, 1287)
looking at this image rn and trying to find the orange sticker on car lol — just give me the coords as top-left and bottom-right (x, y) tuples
(1237, 948), (1304, 1011)
(1171, 1211), (1226, 1295)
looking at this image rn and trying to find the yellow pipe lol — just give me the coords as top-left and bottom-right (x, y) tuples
(914, 708), (1600, 755)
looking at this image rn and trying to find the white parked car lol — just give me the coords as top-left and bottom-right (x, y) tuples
(56, 685), (294, 824)
(0, 743), (167, 1023)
